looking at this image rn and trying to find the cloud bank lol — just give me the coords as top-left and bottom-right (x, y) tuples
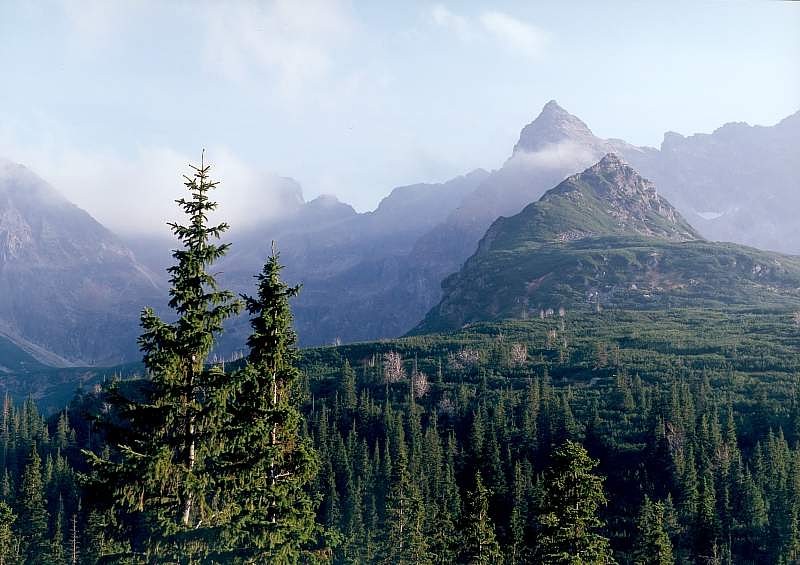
(202, 0), (355, 96)
(0, 129), (304, 235)
(429, 4), (550, 58)
(507, 140), (600, 171)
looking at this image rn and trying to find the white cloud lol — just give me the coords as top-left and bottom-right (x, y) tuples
(429, 4), (473, 41)
(0, 126), (303, 235)
(428, 5), (549, 59)
(508, 140), (599, 171)
(479, 11), (549, 59)
(202, 0), (355, 95)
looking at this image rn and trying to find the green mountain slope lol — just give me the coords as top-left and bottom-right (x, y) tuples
(414, 155), (800, 334)
(0, 333), (142, 411)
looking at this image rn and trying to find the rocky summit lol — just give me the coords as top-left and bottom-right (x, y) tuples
(413, 156), (800, 334)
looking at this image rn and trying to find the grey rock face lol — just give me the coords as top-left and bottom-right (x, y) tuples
(619, 110), (800, 253)
(4, 100), (798, 363)
(0, 160), (162, 365)
(560, 153), (701, 242)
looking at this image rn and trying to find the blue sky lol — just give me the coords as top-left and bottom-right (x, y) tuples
(0, 0), (798, 233)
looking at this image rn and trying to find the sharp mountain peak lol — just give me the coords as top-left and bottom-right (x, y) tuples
(483, 156), (701, 255)
(513, 100), (598, 154)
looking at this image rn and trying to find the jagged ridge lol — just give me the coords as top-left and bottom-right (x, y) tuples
(413, 157), (800, 334)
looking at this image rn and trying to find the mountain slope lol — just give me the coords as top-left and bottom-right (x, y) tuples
(414, 156), (800, 334)
(417, 101), (619, 271)
(619, 110), (800, 253)
(207, 169), (490, 349)
(482, 153), (700, 251)
(0, 159), (162, 365)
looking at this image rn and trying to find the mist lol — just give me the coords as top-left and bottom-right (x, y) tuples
(0, 142), (306, 236)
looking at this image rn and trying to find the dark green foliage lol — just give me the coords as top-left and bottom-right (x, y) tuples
(290, 307), (800, 563)
(48, 500), (66, 565)
(19, 447), (49, 562)
(9, 255), (800, 563)
(460, 472), (501, 564)
(380, 415), (430, 564)
(84, 156), (242, 561)
(0, 500), (20, 564)
(214, 250), (319, 562)
(535, 440), (613, 564)
(632, 496), (674, 565)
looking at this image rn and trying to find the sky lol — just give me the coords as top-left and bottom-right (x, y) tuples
(0, 0), (798, 234)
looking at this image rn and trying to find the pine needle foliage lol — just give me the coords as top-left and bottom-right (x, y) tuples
(213, 248), (320, 563)
(536, 440), (614, 565)
(86, 155), (242, 562)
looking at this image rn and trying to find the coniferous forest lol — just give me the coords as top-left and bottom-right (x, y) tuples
(4, 161), (800, 565)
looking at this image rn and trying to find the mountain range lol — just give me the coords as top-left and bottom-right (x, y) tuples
(0, 101), (797, 366)
(415, 154), (800, 334)
(0, 159), (162, 366)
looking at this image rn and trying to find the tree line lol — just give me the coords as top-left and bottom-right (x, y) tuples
(2, 160), (800, 563)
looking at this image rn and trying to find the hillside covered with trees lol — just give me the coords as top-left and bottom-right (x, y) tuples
(2, 159), (800, 564)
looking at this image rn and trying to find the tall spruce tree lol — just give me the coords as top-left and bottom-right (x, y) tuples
(19, 447), (48, 563)
(214, 248), (319, 563)
(381, 423), (430, 565)
(460, 472), (502, 565)
(633, 496), (675, 565)
(536, 441), (614, 565)
(86, 155), (241, 561)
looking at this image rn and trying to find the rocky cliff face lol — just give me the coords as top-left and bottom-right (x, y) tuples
(618, 110), (800, 253)
(551, 153), (699, 241)
(0, 159), (162, 365)
(513, 100), (602, 154)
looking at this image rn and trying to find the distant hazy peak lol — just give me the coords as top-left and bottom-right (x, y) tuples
(513, 100), (598, 154)
(307, 193), (350, 208)
(778, 109), (800, 128)
(463, 167), (491, 180)
(658, 109), (800, 151)
(0, 158), (70, 206)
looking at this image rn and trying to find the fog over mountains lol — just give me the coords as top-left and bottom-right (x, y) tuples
(0, 101), (797, 365)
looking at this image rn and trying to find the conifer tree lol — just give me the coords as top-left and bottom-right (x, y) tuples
(215, 248), (319, 563)
(48, 499), (67, 565)
(86, 155), (241, 561)
(340, 360), (357, 414)
(381, 425), (429, 565)
(0, 501), (20, 565)
(19, 447), (48, 562)
(460, 472), (502, 565)
(694, 467), (719, 560)
(633, 496), (674, 565)
(536, 441), (614, 564)
(509, 461), (529, 564)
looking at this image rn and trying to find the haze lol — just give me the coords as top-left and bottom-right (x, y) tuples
(0, 0), (798, 234)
